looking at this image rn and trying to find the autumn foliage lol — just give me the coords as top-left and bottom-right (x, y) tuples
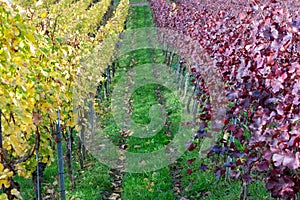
(149, 0), (300, 199)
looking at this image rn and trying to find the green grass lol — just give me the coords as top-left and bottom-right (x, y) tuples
(14, 175), (35, 199)
(65, 156), (111, 200)
(122, 169), (174, 200)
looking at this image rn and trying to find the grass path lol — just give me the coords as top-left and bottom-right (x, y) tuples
(113, 2), (149, 6)
(105, 4), (176, 200)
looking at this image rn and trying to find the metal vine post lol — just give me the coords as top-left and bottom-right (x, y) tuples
(56, 110), (66, 200)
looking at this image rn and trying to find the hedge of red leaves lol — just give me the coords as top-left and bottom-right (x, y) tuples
(149, 0), (300, 199)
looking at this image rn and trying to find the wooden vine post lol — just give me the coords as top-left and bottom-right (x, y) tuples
(56, 110), (66, 200)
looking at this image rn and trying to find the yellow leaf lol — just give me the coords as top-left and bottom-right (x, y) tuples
(42, 156), (48, 163)
(0, 163), (4, 172)
(9, 135), (23, 155)
(41, 102), (52, 110)
(11, 189), (23, 200)
(3, 169), (13, 177)
(13, 57), (24, 66)
(0, 193), (8, 200)
(22, 115), (32, 125)
(41, 12), (47, 19)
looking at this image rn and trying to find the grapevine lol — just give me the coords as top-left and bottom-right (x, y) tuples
(149, 0), (300, 198)
(0, 0), (129, 198)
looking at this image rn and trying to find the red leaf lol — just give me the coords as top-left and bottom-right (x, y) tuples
(185, 142), (195, 151)
(227, 124), (237, 132)
(187, 158), (196, 165)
